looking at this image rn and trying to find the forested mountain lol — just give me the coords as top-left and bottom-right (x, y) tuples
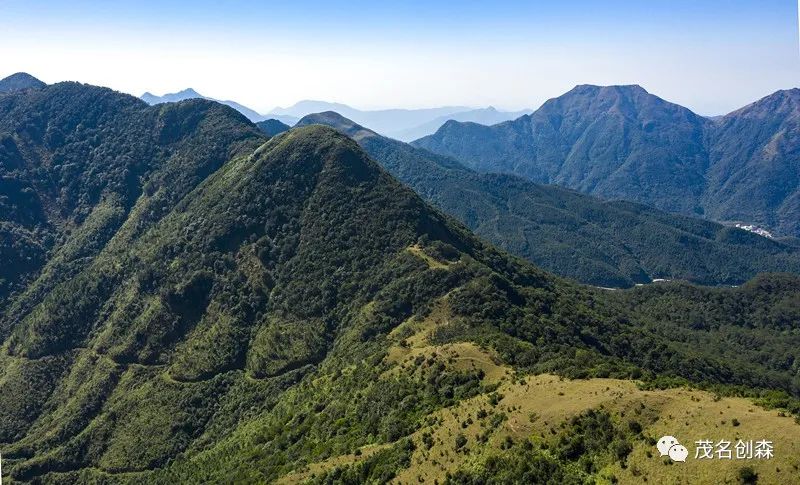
(0, 73), (46, 94)
(255, 118), (291, 137)
(1, 82), (799, 483)
(414, 85), (800, 237)
(296, 111), (800, 288)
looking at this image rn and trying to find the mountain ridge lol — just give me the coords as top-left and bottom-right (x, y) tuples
(414, 84), (800, 237)
(295, 111), (800, 288)
(1, 80), (800, 483)
(269, 100), (527, 140)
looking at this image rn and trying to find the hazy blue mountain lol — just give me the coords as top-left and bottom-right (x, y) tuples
(295, 111), (800, 288)
(269, 100), (471, 138)
(139, 87), (296, 124)
(0, 72), (46, 93)
(392, 106), (532, 141)
(140, 87), (204, 104)
(414, 85), (800, 237)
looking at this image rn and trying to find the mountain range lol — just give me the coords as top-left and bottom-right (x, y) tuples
(414, 84), (800, 238)
(294, 111), (800, 288)
(390, 106), (531, 141)
(139, 88), (297, 125)
(1, 74), (800, 483)
(270, 101), (529, 141)
(139, 88), (528, 141)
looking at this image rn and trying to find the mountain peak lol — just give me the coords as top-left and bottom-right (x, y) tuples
(299, 110), (355, 126)
(581, 83), (646, 91)
(255, 118), (291, 137)
(536, 83), (696, 122)
(296, 111), (377, 141)
(723, 88), (800, 120)
(140, 88), (206, 105)
(176, 88), (203, 97)
(0, 72), (46, 93)
(271, 100), (353, 116)
(564, 84), (650, 98)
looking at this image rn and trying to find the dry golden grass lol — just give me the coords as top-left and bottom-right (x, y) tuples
(275, 301), (800, 484)
(612, 387), (800, 484)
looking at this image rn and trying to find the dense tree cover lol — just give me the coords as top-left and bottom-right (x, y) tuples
(0, 81), (263, 312)
(256, 119), (291, 137)
(295, 111), (800, 288)
(0, 84), (798, 483)
(414, 85), (800, 238)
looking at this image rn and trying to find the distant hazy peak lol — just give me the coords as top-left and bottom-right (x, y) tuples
(270, 100), (353, 116)
(175, 88), (202, 97)
(139, 88), (271, 123)
(0, 72), (46, 93)
(140, 87), (205, 103)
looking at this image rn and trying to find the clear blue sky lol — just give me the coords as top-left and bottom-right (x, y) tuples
(1, 0), (797, 114)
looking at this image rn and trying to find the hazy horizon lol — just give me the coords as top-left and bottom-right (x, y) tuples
(2, 0), (798, 116)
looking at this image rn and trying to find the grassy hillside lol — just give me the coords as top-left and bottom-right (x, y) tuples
(0, 84), (799, 483)
(295, 111), (800, 288)
(275, 338), (800, 484)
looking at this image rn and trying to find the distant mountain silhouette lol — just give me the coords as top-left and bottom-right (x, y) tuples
(141, 92), (524, 141)
(141, 88), (297, 125)
(0, 72), (46, 93)
(414, 85), (800, 237)
(140, 87), (204, 104)
(269, 100), (476, 139)
(393, 106), (531, 141)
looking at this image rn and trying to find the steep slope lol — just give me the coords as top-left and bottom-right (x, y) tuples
(414, 85), (800, 238)
(296, 112), (800, 288)
(0, 72), (46, 94)
(414, 85), (711, 215)
(707, 89), (800, 236)
(1, 84), (799, 483)
(0, 81), (263, 310)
